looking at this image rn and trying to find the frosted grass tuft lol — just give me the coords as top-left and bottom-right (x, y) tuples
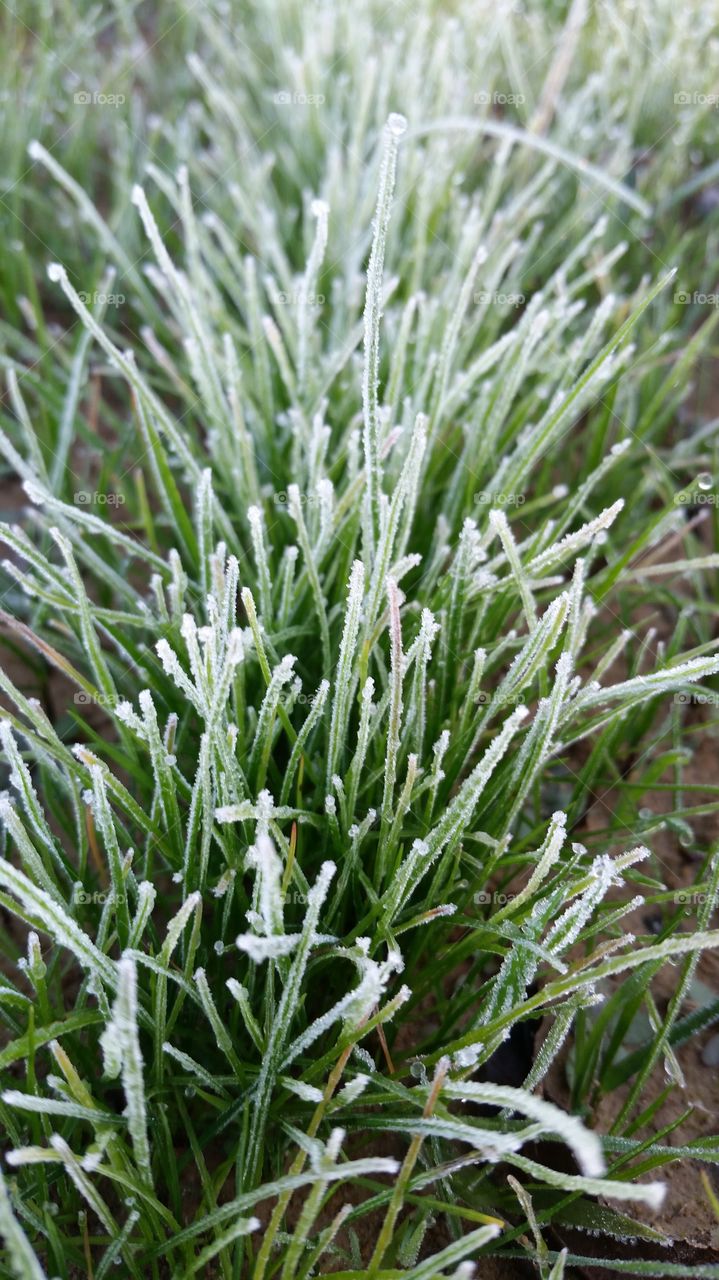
(2, 2), (719, 1273)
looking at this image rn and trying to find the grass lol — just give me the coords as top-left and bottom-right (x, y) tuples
(1, 0), (719, 1276)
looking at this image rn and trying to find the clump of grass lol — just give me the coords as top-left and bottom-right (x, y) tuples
(1, 1), (719, 1277)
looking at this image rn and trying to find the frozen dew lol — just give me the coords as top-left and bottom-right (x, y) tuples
(386, 112), (408, 137)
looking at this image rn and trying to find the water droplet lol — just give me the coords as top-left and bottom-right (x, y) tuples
(697, 471), (713, 491)
(638, 807), (654, 820)
(702, 1033), (719, 1067)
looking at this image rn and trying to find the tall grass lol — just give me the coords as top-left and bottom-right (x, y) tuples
(1, 0), (719, 1276)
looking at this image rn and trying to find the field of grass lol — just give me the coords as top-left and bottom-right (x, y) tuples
(1, 1), (719, 1277)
